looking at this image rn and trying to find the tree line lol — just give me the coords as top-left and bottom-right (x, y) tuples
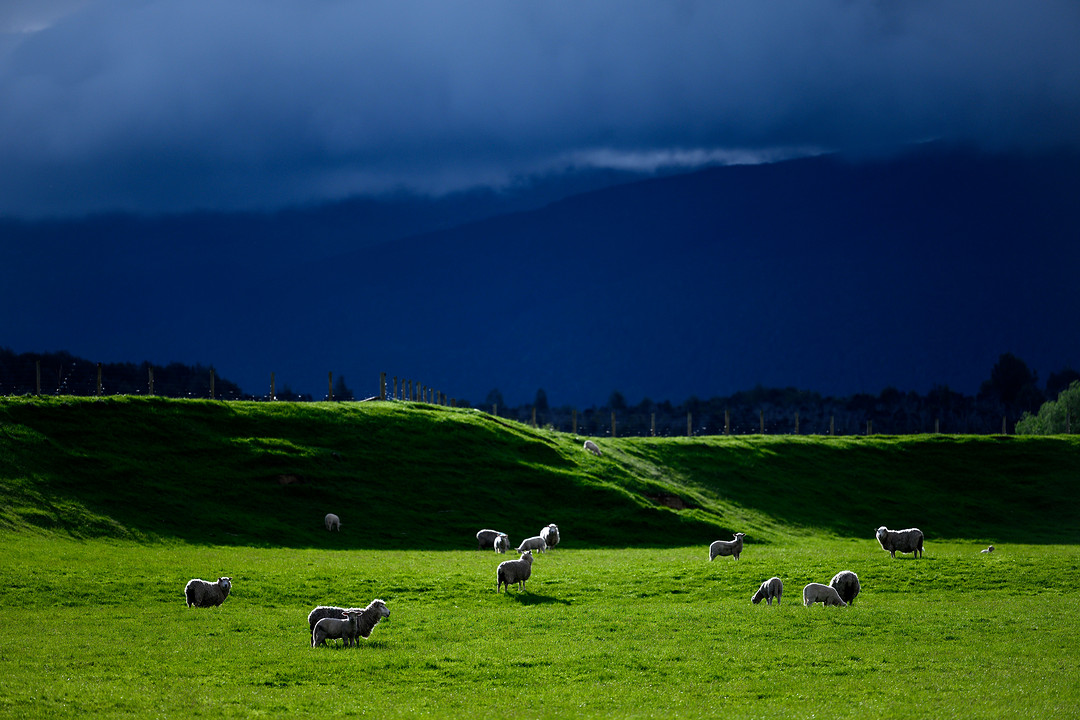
(2, 348), (1075, 435)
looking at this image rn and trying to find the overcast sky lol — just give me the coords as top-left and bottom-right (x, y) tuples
(2, 0), (1079, 218)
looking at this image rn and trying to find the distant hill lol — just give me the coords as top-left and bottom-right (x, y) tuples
(3, 147), (1078, 406)
(1, 397), (1077, 547)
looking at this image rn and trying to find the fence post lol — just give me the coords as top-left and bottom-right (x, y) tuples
(148, 367), (154, 396)
(328, 372), (333, 402)
(96, 362), (102, 396)
(1001, 415), (1007, 435)
(867, 420), (872, 435)
(210, 368), (215, 399)
(611, 411), (617, 438)
(687, 411), (692, 437)
(759, 409), (764, 434)
(724, 409), (730, 435)
(393, 376), (398, 400)
(379, 372), (386, 400)
(830, 414), (835, 436)
(271, 373), (276, 400)
(651, 412), (656, 437)
(572, 408), (577, 434)
(35, 360), (41, 395)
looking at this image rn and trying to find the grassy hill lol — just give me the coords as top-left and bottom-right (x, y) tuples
(1, 395), (1077, 547)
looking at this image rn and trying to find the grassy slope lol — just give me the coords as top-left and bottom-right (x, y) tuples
(1, 395), (1078, 547)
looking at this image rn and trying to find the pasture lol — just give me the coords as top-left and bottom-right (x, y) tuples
(0, 396), (1078, 717)
(1, 536), (1077, 718)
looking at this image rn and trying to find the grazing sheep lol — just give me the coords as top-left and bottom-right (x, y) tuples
(981, 545), (995, 553)
(583, 440), (602, 456)
(540, 523), (560, 549)
(875, 526), (924, 558)
(751, 576), (783, 605)
(476, 528), (506, 550)
(709, 532), (746, 561)
(829, 570), (861, 605)
(184, 577), (232, 608)
(307, 599), (391, 644)
(517, 535), (548, 554)
(312, 609), (364, 648)
(497, 550), (534, 592)
(803, 583), (847, 607)
(325, 513), (341, 531)
(493, 533), (510, 554)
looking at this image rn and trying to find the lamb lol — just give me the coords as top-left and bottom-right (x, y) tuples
(308, 599), (391, 646)
(803, 583), (847, 607)
(583, 440), (602, 456)
(184, 577), (232, 608)
(751, 576), (783, 605)
(540, 523), (560, 549)
(981, 545), (995, 553)
(875, 526), (924, 558)
(312, 609), (364, 648)
(517, 535), (548, 554)
(497, 550), (534, 592)
(476, 528), (506, 550)
(493, 533), (509, 554)
(709, 532), (746, 561)
(325, 513), (341, 531)
(829, 570), (861, 605)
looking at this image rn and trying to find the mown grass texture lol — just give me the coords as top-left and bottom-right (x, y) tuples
(1, 536), (1077, 718)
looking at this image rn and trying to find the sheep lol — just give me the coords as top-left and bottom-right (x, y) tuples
(184, 577), (232, 608)
(308, 599), (391, 646)
(312, 609), (364, 648)
(981, 545), (995, 553)
(803, 583), (847, 607)
(875, 526), (924, 558)
(493, 533), (510, 554)
(517, 535), (548, 554)
(751, 576), (783, 605)
(829, 570), (861, 605)
(709, 532), (746, 561)
(583, 440), (602, 456)
(325, 513), (341, 531)
(540, 523), (560, 550)
(476, 528), (506, 550)
(497, 550), (534, 592)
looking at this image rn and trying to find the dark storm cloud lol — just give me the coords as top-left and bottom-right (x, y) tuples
(2, 0), (1079, 217)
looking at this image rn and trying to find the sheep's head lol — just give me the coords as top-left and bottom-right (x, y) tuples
(875, 526), (888, 540)
(218, 577), (232, 591)
(369, 599), (390, 618)
(751, 588), (765, 604)
(520, 550), (534, 564)
(734, 532), (745, 541)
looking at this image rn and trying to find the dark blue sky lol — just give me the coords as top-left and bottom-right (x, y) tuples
(2, 1), (1079, 217)
(2, 2), (1079, 406)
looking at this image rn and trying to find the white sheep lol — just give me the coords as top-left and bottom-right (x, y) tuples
(980, 545), (995, 553)
(803, 583), (847, 607)
(307, 599), (390, 646)
(476, 528), (506, 550)
(709, 532), (745, 561)
(583, 440), (602, 456)
(875, 526), (924, 558)
(493, 533), (509, 554)
(325, 513), (341, 531)
(312, 609), (364, 648)
(497, 550), (534, 592)
(184, 577), (232, 608)
(829, 570), (861, 605)
(540, 523), (560, 549)
(517, 535), (548, 554)
(751, 576), (783, 605)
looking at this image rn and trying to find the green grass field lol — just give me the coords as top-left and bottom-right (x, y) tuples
(1, 397), (1078, 718)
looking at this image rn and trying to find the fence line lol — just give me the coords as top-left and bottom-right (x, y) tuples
(5, 361), (1041, 437)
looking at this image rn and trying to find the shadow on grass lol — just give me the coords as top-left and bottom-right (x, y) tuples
(502, 592), (571, 606)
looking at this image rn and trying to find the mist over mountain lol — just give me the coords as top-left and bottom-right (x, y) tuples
(3, 147), (1078, 408)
